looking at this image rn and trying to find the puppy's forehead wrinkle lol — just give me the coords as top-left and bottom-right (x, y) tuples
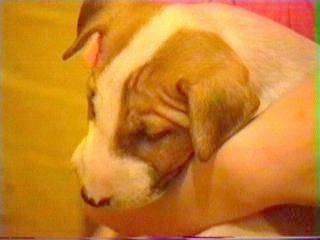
(125, 84), (189, 129)
(153, 105), (190, 129)
(130, 63), (158, 94)
(156, 88), (188, 113)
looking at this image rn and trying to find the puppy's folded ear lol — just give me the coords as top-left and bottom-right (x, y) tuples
(62, 0), (108, 67)
(184, 66), (260, 162)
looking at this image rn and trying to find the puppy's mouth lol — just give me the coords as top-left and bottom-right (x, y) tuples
(81, 187), (112, 208)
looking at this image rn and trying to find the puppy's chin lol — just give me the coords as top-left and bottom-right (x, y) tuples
(105, 164), (188, 210)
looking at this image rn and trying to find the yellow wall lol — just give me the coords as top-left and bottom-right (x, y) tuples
(2, 1), (90, 236)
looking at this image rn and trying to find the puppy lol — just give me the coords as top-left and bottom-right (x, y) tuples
(63, 1), (316, 236)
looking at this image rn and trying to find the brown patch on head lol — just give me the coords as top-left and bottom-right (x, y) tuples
(63, 1), (163, 67)
(116, 29), (259, 181)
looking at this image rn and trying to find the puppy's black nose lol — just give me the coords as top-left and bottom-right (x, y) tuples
(80, 187), (111, 207)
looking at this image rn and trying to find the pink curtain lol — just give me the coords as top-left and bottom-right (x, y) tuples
(159, 0), (315, 40)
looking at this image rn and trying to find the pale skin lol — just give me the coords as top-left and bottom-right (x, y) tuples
(85, 79), (316, 236)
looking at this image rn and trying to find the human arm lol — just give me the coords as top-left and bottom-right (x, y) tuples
(86, 79), (316, 236)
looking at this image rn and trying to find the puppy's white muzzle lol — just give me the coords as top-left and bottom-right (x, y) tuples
(71, 124), (160, 209)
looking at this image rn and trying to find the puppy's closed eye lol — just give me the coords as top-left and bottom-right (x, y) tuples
(119, 112), (173, 148)
(142, 114), (174, 141)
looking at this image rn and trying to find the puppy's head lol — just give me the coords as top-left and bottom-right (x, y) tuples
(64, 1), (259, 209)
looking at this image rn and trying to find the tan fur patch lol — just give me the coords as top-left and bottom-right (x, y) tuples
(118, 29), (259, 169)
